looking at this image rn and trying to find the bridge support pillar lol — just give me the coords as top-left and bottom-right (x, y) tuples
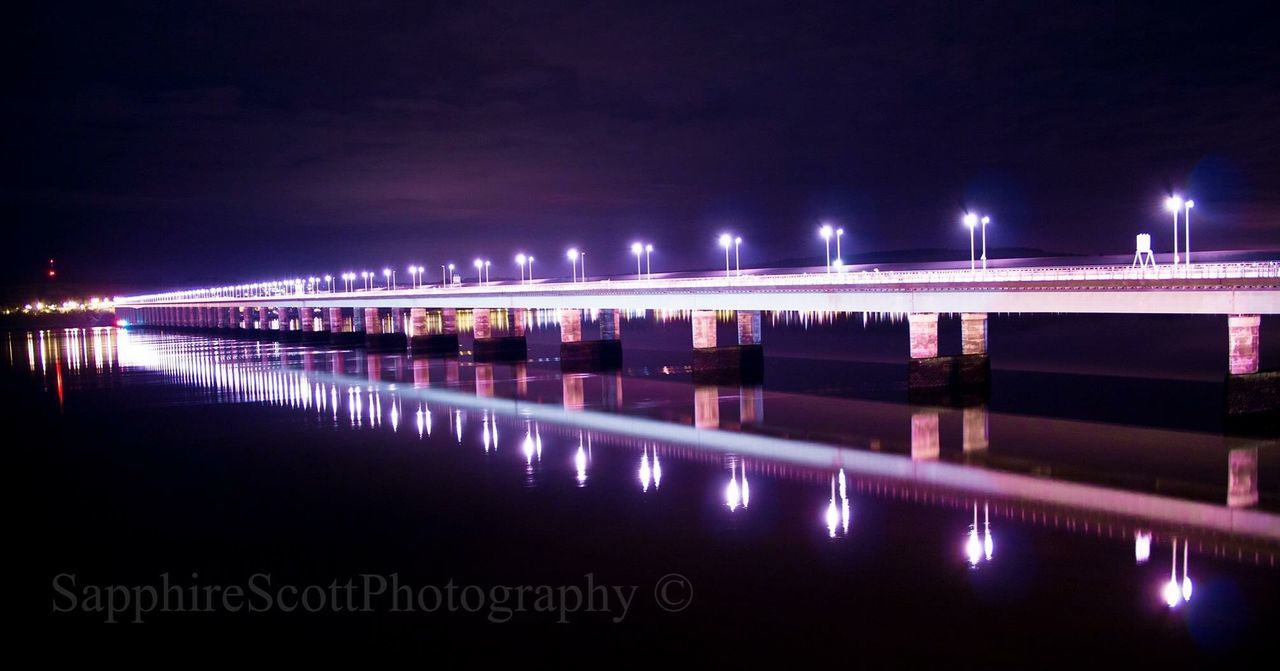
(908, 313), (989, 400)
(279, 307), (302, 343)
(329, 307), (362, 347)
(692, 309), (762, 384)
(561, 308), (622, 371)
(1224, 314), (1279, 422)
(474, 307), (527, 362)
(409, 307), (458, 356)
(301, 307), (326, 343)
(961, 313), (988, 355)
(364, 307), (406, 352)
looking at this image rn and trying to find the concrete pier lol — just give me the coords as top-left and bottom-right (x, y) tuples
(1224, 314), (1278, 422)
(473, 307), (527, 361)
(1228, 314), (1260, 375)
(409, 307), (459, 356)
(278, 306), (302, 343)
(302, 307), (329, 343)
(560, 308), (622, 371)
(364, 307), (407, 352)
(961, 313), (988, 355)
(908, 312), (990, 399)
(329, 307), (365, 347)
(692, 309), (763, 384)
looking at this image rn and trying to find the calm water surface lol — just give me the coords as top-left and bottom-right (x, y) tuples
(16, 314), (1279, 659)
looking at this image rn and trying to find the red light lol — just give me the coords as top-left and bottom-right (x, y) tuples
(48, 270), (56, 278)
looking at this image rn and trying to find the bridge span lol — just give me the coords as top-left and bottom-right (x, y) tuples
(114, 261), (1279, 413)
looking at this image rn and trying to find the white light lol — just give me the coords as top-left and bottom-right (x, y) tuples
(981, 216), (990, 225)
(516, 253), (526, 265)
(631, 242), (642, 255)
(1165, 195), (1183, 213)
(1163, 579), (1181, 608)
(1185, 199), (1195, 209)
(645, 244), (653, 252)
(718, 233), (731, 249)
(1134, 532), (1152, 564)
(963, 213), (978, 228)
(567, 248), (579, 260)
(819, 224), (832, 240)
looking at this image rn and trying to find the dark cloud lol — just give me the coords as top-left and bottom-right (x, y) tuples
(3, 0), (1278, 293)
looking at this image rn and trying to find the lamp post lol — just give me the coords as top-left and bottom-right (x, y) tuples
(963, 213), (978, 271)
(836, 227), (844, 266)
(1184, 200), (1195, 266)
(819, 224), (832, 272)
(484, 260), (491, 285)
(516, 254), (527, 284)
(645, 244), (653, 279)
(528, 256), (534, 283)
(474, 259), (483, 286)
(980, 216), (990, 270)
(567, 248), (579, 283)
(719, 233), (732, 277)
(383, 267), (393, 290)
(1165, 195), (1183, 265)
(324, 274), (333, 293)
(631, 242), (643, 280)
(734, 236), (742, 276)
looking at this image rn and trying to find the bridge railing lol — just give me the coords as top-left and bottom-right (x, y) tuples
(116, 261), (1280, 304)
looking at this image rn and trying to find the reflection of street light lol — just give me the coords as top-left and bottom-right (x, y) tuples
(718, 234), (732, 277)
(963, 213), (978, 271)
(1165, 195), (1183, 265)
(1164, 539), (1181, 607)
(631, 242), (643, 280)
(1181, 541), (1193, 602)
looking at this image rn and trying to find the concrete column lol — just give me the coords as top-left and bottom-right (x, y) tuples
(961, 313), (988, 355)
(364, 308), (382, 335)
(257, 306), (269, 331)
(560, 308), (582, 343)
(328, 308), (343, 333)
(410, 308), (428, 337)
(692, 310), (717, 349)
(229, 307), (241, 330)
(387, 308), (403, 334)
(512, 308), (527, 337)
(963, 405), (989, 452)
(908, 313), (938, 359)
(1228, 314), (1260, 375)
(599, 309), (621, 340)
(216, 307), (227, 328)
(241, 307), (252, 329)
(473, 308), (491, 339)
(298, 308), (312, 331)
(737, 310), (761, 345)
(440, 308), (457, 334)
(910, 409), (940, 460)
(352, 307), (366, 332)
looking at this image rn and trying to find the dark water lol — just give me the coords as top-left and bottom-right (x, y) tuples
(14, 314), (1279, 660)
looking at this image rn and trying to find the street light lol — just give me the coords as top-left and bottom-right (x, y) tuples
(383, 267), (393, 290)
(474, 258), (483, 286)
(528, 256), (534, 283)
(631, 242), (643, 280)
(567, 248), (579, 283)
(484, 260), (491, 285)
(324, 274), (333, 293)
(963, 213), (978, 271)
(980, 216), (990, 270)
(734, 236), (742, 276)
(645, 244), (653, 279)
(1184, 199), (1195, 266)
(836, 227), (844, 266)
(516, 253), (527, 284)
(819, 224), (833, 272)
(1165, 195), (1183, 265)
(718, 233), (732, 277)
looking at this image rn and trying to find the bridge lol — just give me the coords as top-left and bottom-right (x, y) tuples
(115, 260), (1279, 403)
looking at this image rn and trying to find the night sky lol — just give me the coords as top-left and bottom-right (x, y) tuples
(4, 1), (1278, 294)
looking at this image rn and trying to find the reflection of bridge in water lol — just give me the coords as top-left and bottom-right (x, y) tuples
(16, 327), (1279, 565)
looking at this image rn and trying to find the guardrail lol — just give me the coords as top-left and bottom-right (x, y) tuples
(116, 261), (1280, 304)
